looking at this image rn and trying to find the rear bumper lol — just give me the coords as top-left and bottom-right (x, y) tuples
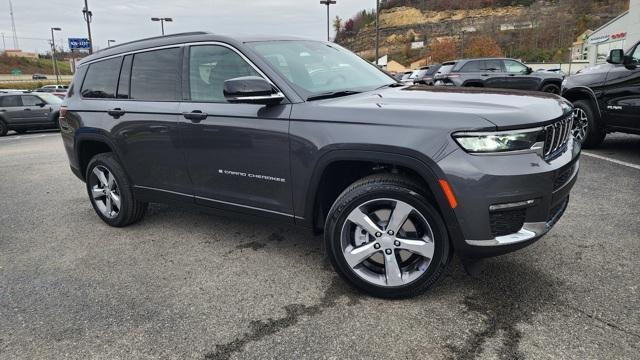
(437, 137), (580, 258)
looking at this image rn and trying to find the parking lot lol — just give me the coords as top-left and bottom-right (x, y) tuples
(0, 131), (638, 359)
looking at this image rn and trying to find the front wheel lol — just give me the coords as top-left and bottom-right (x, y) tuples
(541, 83), (560, 94)
(325, 174), (451, 298)
(86, 153), (148, 227)
(572, 99), (605, 148)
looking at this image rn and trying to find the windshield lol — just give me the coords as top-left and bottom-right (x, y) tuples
(247, 40), (395, 99)
(36, 93), (63, 104)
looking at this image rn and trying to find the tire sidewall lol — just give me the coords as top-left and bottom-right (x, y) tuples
(0, 120), (7, 136)
(326, 183), (450, 298)
(574, 100), (603, 148)
(542, 83), (560, 94)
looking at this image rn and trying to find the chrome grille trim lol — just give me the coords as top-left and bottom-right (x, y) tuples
(543, 115), (573, 159)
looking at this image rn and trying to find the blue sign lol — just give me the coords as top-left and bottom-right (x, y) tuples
(68, 38), (91, 50)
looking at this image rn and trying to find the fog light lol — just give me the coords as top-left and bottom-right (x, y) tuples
(489, 199), (535, 211)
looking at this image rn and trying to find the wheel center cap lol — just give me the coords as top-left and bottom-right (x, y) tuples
(380, 236), (394, 249)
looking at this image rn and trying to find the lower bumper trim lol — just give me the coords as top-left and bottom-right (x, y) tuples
(465, 222), (549, 247)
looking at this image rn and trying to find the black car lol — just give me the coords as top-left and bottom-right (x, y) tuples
(0, 92), (62, 135)
(562, 41), (640, 148)
(60, 32), (579, 298)
(434, 58), (564, 94)
(413, 64), (442, 85)
(32, 74), (48, 80)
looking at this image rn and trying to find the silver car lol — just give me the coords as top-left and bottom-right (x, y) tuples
(0, 92), (62, 136)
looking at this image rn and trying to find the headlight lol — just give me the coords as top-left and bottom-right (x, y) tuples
(561, 78), (568, 88)
(453, 129), (545, 153)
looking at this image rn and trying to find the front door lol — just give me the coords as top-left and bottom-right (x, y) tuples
(20, 95), (50, 124)
(601, 44), (640, 131)
(179, 44), (293, 220)
(503, 59), (539, 90)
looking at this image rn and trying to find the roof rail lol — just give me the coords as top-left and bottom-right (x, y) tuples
(96, 31), (210, 53)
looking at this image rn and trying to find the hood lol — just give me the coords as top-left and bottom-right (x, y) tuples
(313, 86), (570, 129)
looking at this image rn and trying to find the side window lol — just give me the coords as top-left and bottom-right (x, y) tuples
(0, 96), (21, 107)
(81, 57), (123, 98)
(21, 95), (42, 106)
(631, 45), (640, 64)
(460, 61), (483, 72)
(189, 45), (261, 102)
(117, 55), (133, 99)
(504, 60), (528, 73)
(130, 48), (181, 101)
(484, 59), (502, 72)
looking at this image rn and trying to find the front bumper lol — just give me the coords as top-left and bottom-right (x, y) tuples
(438, 136), (580, 258)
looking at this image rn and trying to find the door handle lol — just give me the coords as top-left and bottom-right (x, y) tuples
(481, 74), (489, 77)
(182, 110), (208, 123)
(24, 108), (31, 111)
(107, 108), (125, 118)
(508, 74), (516, 77)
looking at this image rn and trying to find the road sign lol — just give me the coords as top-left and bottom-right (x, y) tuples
(11, 69), (21, 75)
(68, 38), (91, 50)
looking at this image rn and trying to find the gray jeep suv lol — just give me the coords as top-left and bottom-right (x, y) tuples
(0, 92), (62, 136)
(60, 33), (580, 298)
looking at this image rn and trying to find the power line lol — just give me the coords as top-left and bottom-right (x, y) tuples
(8, 0), (19, 49)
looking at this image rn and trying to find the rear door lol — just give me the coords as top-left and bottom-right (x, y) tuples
(20, 95), (50, 124)
(0, 95), (25, 125)
(179, 43), (293, 219)
(601, 44), (640, 131)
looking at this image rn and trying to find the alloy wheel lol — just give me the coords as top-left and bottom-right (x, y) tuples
(89, 165), (121, 219)
(573, 108), (589, 142)
(340, 198), (435, 287)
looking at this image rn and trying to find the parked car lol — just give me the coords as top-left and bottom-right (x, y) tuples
(413, 64), (442, 85)
(398, 70), (418, 84)
(433, 58), (564, 94)
(0, 92), (62, 135)
(35, 85), (68, 99)
(32, 74), (48, 80)
(61, 32), (579, 298)
(562, 42), (640, 148)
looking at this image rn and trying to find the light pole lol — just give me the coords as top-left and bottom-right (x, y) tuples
(50, 27), (62, 84)
(319, 0), (336, 42)
(108, 39), (116, 47)
(82, 0), (93, 54)
(151, 17), (173, 36)
(375, 0), (380, 66)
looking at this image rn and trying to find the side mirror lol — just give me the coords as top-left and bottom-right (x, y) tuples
(36, 102), (46, 107)
(607, 49), (625, 64)
(223, 76), (284, 105)
(526, 67), (533, 74)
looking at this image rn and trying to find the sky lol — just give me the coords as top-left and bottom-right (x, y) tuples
(1, 0), (376, 53)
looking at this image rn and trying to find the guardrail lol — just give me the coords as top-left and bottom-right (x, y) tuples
(0, 75), (74, 83)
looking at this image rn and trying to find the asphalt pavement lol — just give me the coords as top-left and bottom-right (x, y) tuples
(1, 131), (638, 360)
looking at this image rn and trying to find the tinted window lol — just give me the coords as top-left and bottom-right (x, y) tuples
(0, 95), (21, 107)
(131, 48), (181, 101)
(484, 59), (502, 71)
(21, 95), (42, 106)
(504, 60), (528, 73)
(189, 45), (260, 102)
(426, 65), (441, 75)
(117, 55), (133, 99)
(631, 46), (640, 64)
(460, 61), (483, 72)
(81, 57), (122, 98)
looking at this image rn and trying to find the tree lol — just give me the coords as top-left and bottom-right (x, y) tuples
(465, 35), (503, 58)
(333, 16), (343, 35)
(428, 38), (458, 63)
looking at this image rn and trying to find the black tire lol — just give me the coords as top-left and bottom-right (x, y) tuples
(0, 120), (7, 136)
(324, 174), (451, 298)
(85, 152), (148, 227)
(541, 83), (560, 94)
(573, 99), (605, 149)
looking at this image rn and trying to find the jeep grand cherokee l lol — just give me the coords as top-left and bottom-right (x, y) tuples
(0, 92), (62, 136)
(562, 42), (640, 148)
(434, 58), (564, 94)
(60, 32), (580, 298)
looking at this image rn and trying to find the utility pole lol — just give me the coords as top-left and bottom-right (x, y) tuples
(320, 0), (336, 42)
(460, 30), (465, 58)
(375, 0), (380, 66)
(82, 0), (93, 54)
(50, 27), (62, 84)
(1, 32), (5, 51)
(9, 0), (19, 49)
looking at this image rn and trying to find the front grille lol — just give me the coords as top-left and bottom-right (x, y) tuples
(543, 115), (573, 160)
(490, 209), (526, 237)
(553, 163), (575, 191)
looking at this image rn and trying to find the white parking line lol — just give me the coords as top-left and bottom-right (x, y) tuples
(582, 151), (640, 171)
(0, 134), (58, 142)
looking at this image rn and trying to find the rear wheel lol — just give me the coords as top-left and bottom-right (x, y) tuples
(325, 174), (451, 298)
(0, 120), (7, 136)
(572, 99), (605, 148)
(86, 153), (148, 227)
(541, 83), (560, 94)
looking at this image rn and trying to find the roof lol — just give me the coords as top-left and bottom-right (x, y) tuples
(590, 10), (629, 36)
(78, 32), (314, 66)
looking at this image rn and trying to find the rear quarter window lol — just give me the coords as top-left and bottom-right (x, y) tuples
(130, 48), (181, 101)
(81, 57), (123, 98)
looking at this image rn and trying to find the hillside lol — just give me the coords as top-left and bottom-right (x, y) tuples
(0, 54), (73, 75)
(335, 0), (629, 65)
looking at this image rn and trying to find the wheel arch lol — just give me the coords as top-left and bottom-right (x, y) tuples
(303, 147), (465, 245)
(74, 131), (124, 181)
(562, 87), (602, 118)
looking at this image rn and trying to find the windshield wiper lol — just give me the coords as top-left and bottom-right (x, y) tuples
(307, 90), (361, 101)
(376, 82), (403, 90)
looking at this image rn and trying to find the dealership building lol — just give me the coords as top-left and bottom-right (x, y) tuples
(587, 0), (640, 65)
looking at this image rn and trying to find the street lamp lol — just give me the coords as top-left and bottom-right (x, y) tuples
(82, 0), (93, 54)
(151, 17), (173, 36)
(375, 0), (380, 66)
(50, 27), (62, 84)
(108, 39), (116, 47)
(319, 0), (336, 42)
